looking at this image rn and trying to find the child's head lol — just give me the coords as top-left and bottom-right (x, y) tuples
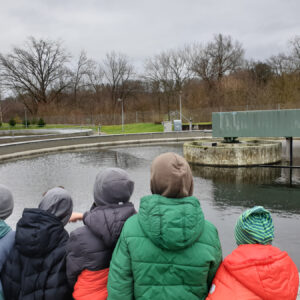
(38, 187), (73, 226)
(235, 206), (274, 245)
(0, 184), (14, 221)
(93, 168), (134, 206)
(150, 152), (193, 198)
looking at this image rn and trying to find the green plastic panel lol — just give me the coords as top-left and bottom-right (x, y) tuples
(213, 109), (300, 137)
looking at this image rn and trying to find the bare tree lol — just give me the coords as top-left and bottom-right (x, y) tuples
(0, 92), (12, 124)
(0, 37), (70, 115)
(144, 52), (173, 119)
(144, 46), (192, 119)
(0, 88), (3, 123)
(71, 50), (94, 103)
(87, 61), (104, 99)
(290, 36), (300, 60)
(191, 34), (244, 87)
(267, 53), (293, 75)
(289, 36), (300, 72)
(103, 52), (135, 107)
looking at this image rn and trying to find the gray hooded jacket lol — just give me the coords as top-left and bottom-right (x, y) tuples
(66, 168), (136, 287)
(39, 187), (73, 226)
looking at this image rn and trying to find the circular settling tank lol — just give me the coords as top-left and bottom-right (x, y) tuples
(0, 143), (300, 269)
(184, 138), (282, 166)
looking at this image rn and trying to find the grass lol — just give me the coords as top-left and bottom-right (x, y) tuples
(0, 122), (164, 135)
(100, 123), (164, 134)
(0, 121), (210, 134)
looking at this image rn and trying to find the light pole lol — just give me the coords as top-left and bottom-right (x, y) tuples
(118, 98), (124, 132)
(24, 107), (28, 128)
(179, 90), (182, 121)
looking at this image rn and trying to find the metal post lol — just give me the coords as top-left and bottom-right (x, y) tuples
(118, 98), (124, 132)
(24, 107), (27, 128)
(286, 137), (293, 166)
(179, 91), (182, 121)
(290, 137), (293, 166)
(121, 100), (124, 132)
(0, 102), (3, 124)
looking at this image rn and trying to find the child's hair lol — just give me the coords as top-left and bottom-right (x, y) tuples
(0, 184), (14, 220)
(235, 206), (274, 245)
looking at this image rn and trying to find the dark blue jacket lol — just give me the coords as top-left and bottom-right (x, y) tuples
(1, 209), (72, 300)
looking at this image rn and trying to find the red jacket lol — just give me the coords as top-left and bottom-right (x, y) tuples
(206, 244), (299, 300)
(73, 268), (109, 300)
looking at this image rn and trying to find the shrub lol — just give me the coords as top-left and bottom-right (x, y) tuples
(22, 119), (30, 127)
(9, 118), (16, 127)
(0, 122), (2, 127)
(14, 115), (22, 124)
(31, 118), (37, 125)
(37, 118), (46, 127)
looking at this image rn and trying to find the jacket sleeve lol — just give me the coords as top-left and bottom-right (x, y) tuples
(107, 229), (133, 300)
(66, 231), (84, 288)
(207, 232), (222, 289)
(1, 247), (21, 300)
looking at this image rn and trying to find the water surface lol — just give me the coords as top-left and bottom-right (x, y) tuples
(1, 142), (300, 267)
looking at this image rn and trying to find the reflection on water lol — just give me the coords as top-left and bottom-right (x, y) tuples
(0, 142), (300, 268)
(191, 164), (300, 213)
(191, 165), (282, 184)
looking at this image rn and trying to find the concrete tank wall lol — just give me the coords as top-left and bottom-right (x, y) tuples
(184, 139), (282, 166)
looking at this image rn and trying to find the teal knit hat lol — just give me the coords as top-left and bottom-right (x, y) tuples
(235, 206), (274, 245)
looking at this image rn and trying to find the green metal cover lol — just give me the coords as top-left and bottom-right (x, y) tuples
(212, 109), (300, 137)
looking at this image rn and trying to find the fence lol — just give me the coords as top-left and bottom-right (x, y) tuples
(41, 103), (298, 126)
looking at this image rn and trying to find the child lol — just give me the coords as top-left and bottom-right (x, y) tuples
(66, 167), (136, 300)
(107, 152), (222, 300)
(1, 187), (73, 300)
(0, 185), (15, 300)
(206, 206), (299, 300)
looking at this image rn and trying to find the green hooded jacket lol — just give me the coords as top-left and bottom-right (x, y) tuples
(107, 195), (222, 300)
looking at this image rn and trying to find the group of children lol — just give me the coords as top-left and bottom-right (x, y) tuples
(0, 152), (298, 300)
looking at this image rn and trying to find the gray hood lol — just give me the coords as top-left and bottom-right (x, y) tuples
(93, 168), (134, 206)
(38, 187), (73, 226)
(0, 184), (14, 220)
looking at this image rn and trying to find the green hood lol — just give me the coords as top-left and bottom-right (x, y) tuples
(138, 195), (204, 250)
(0, 220), (11, 239)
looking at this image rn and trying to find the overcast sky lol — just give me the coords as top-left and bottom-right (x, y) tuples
(0, 0), (299, 68)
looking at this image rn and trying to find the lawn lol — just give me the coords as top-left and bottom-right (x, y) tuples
(0, 121), (211, 134)
(0, 122), (164, 134)
(100, 123), (164, 134)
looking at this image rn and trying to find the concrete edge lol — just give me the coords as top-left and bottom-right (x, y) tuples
(0, 137), (202, 163)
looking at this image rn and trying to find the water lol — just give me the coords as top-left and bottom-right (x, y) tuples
(0, 142), (300, 268)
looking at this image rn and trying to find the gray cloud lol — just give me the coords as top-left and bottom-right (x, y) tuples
(0, 0), (299, 68)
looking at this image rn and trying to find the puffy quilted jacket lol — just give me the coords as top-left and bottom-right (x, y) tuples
(206, 244), (299, 300)
(107, 195), (222, 300)
(0, 208), (72, 300)
(73, 268), (109, 300)
(66, 203), (136, 299)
